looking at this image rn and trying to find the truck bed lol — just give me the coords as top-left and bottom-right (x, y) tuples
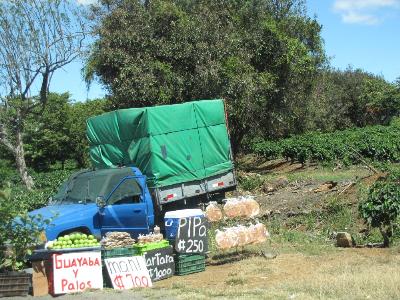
(150, 169), (236, 206)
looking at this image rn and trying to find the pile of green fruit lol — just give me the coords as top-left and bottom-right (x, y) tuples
(47, 233), (100, 250)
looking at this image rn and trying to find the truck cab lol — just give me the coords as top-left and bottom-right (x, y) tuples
(28, 167), (155, 241)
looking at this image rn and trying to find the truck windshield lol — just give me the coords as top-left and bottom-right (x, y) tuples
(51, 171), (142, 205)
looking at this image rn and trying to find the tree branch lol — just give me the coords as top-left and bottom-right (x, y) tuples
(0, 123), (15, 153)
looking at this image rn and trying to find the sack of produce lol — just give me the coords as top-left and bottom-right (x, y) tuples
(215, 230), (231, 250)
(223, 198), (241, 218)
(223, 196), (259, 219)
(247, 224), (258, 244)
(241, 196), (260, 218)
(206, 201), (223, 222)
(254, 223), (269, 244)
(214, 223), (269, 250)
(137, 232), (164, 244)
(101, 231), (136, 249)
(225, 227), (240, 248)
(236, 225), (250, 247)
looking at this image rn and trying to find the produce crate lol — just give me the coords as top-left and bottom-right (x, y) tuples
(133, 240), (170, 255)
(0, 273), (31, 298)
(101, 247), (137, 259)
(175, 254), (205, 276)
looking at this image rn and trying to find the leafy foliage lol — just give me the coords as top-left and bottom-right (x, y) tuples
(10, 169), (75, 212)
(0, 183), (53, 271)
(359, 172), (400, 247)
(15, 94), (107, 171)
(307, 68), (400, 132)
(24, 93), (72, 170)
(68, 99), (108, 168)
(86, 0), (325, 153)
(252, 119), (400, 165)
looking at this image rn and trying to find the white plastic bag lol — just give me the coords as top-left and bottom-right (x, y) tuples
(206, 201), (223, 222)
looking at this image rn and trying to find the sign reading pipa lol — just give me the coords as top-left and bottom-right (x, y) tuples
(104, 256), (152, 289)
(175, 216), (209, 254)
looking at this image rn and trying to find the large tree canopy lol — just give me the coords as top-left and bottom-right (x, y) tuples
(86, 0), (325, 152)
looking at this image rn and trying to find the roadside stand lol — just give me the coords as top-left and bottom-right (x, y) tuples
(20, 213), (210, 297)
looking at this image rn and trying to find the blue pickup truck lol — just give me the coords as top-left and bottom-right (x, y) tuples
(29, 100), (236, 241)
(29, 166), (235, 241)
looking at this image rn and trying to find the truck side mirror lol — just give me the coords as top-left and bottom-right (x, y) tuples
(96, 196), (106, 208)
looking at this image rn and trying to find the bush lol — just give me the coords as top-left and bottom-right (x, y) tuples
(11, 169), (75, 212)
(252, 122), (400, 165)
(0, 183), (51, 271)
(237, 173), (264, 192)
(359, 172), (400, 247)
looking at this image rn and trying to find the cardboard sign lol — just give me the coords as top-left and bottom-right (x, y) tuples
(104, 256), (152, 289)
(175, 216), (209, 254)
(52, 251), (102, 294)
(144, 246), (175, 281)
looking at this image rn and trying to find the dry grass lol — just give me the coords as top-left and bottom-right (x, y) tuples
(147, 247), (400, 300)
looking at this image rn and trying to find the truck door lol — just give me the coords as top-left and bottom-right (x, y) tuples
(100, 177), (150, 238)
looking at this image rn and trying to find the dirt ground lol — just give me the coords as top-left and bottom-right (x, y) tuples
(235, 157), (375, 218)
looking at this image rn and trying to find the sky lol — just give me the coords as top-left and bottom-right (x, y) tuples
(49, 0), (400, 102)
(307, 0), (400, 82)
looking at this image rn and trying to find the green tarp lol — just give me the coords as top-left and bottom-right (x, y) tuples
(86, 100), (233, 188)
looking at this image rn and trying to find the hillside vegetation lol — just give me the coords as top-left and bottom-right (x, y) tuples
(252, 118), (400, 165)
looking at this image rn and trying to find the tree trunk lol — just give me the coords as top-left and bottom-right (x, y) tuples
(15, 131), (34, 190)
(379, 226), (392, 248)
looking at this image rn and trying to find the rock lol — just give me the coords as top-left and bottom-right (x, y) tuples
(261, 251), (277, 259)
(336, 232), (354, 247)
(275, 176), (289, 188)
(262, 176), (289, 193)
(313, 181), (338, 193)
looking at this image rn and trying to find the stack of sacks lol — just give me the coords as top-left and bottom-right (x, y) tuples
(223, 196), (260, 219)
(101, 231), (136, 249)
(205, 201), (223, 222)
(215, 223), (269, 250)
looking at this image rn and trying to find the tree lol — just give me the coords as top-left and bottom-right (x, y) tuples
(0, 0), (86, 189)
(24, 93), (72, 170)
(306, 67), (399, 132)
(86, 0), (325, 153)
(68, 99), (107, 168)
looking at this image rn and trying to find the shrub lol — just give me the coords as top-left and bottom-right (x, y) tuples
(359, 172), (400, 247)
(11, 169), (74, 212)
(251, 122), (400, 165)
(0, 183), (51, 271)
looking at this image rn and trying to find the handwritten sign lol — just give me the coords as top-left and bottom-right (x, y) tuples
(175, 216), (209, 254)
(52, 251), (102, 294)
(104, 256), (152, 289)
(144, 246), (175, 281)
